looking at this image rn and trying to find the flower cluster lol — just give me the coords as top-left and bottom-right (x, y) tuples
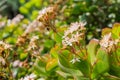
(12, 60), (28, 68)
(0, 41), (12, 67)
(0, 56), (5, 65)
(20, 73), (36, 80)
(37, 6), (57, 32)
(24, 6), (57, 34)
(10, 14), (24, 25)
(37, 6), (56, 23)
(27, 36), (39, 51)
(62, 22), (86, 47)
(16, 34), (28, 46)
(24, 20), (45, 34)
(100, 33), (119, 52)
(0, 41), (13, 50)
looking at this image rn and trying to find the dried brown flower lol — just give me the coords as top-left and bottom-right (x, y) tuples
(16, 34), (28, 46)
(37, 6), (56, 22)
(27, 36), (39, 51)
(0, 41), (13, 50)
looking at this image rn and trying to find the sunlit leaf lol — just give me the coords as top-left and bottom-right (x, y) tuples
(112, 23), (120, 39)
(46, 58), (58, 72)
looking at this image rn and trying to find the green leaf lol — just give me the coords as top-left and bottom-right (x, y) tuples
(53, 33), (62, 43)
(112, 23), (120, 39)
(87, 39), (99, 65)
(19, 7), (29, 14)
(58, 52), (70, 68)
(58, 53), (83, 80)
(109, 48), (120, 77)
(56, 70), (72, 79)
(102, 28), (111, 36)
(20, 53), (28, 61)
(91, 48), (109, 79)
(44, 40), (54, 48)
(73, 59), (90, 77)
(46, 58), (58, 72)
(33, 58), (48, 76)
(50, 45), (60, 58)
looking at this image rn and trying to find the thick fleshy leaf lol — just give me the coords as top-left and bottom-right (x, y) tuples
(33, 59), (48, 76)
(102, 28), (111, 36)
(91, 48), (109, 79)
(73, 59), (90, 77)
(20, 53), (28, 61)
(87, 39), (99, 65)
(50, 45), (60, 58)
(53, 33), (62, 43)
(44, 40), (54, 48)
(56, 70), (72, 79)
(112, 23), (120, 39)
(109, 48), (120, 77)
(58, 52), (70, 68)
(46, 58), (58, 72)
(58, 51), (84, 80)
(33, 54), (51, 76)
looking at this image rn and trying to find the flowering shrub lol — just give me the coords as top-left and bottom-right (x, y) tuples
(0, 0), (120, 80)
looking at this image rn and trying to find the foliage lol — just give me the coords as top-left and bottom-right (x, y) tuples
(0, 0), (120, 80)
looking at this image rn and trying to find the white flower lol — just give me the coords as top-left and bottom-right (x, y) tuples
(0, 41), (13, 50)
(4, 44), (13, 50)
(37, 6), (55, 22)
(19, 62), (23, 68)
(70, 57), (80, 64)
(62, 22), (86, 47)
(100, 33), (112, 48)
(64, 22), (86, 37)
(100, 33), (119, 52)
(0, 41), (4, 45)
(108, 13), (116, 18)
(62, 37), (72, 47)
(11, 14), (24, 25)
(13, 60), (20, 67)
(31, 36), (39, 42)
(100, 33), (118, 48)
(38, 7), (55, 16)
(27, 36), (39, 51)
(20, 73), (36, 80)
(27, 44), (37, 51)
(0, 56), (5, 65)
(24, 20), (44, 34)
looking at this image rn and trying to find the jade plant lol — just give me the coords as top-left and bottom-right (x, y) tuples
(0, 1), (120, 80)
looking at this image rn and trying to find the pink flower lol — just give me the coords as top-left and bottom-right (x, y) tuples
(62, 22), (86, 47)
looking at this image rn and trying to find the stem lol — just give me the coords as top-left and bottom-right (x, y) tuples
(102, 74), (120, 79)
(71, 46), (81, 58)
